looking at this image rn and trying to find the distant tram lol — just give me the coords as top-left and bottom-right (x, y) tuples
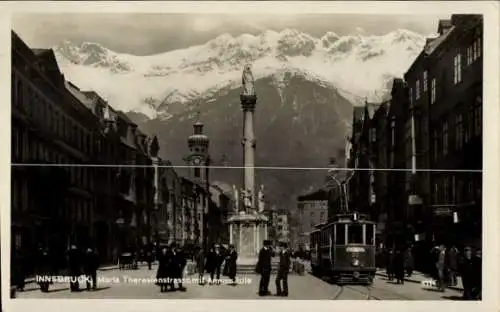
(310, 212), (376, 285)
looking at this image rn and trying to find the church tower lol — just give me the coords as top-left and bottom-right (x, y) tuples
(185, 113), (210, 185)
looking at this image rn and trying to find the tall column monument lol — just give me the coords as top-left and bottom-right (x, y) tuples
(241, 63), (257, 209)
(228, 64), (268, 264)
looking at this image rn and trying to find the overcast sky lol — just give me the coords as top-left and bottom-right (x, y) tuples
(12, 13), (447, 55)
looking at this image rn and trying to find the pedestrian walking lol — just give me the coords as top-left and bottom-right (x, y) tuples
(156, 247), (169, 292)
(446, 245), (459, 287)
(459, 246), (475, 300)
(404, 245), (414, 277)
(386, 248), (394, 281)
(207, 245), (223, 285)
(177, 245), (187, 291)
(394, 248), (405, 285)
(256, 240), (273, 296)
(67, 245), (81, 292)
(223, 244), (238, 285)
(435, 244), (447, 291)
(146, 245), (153, 270)
(167, 244), (187, 291)
(472, 249), (482, 300)
(13, 250), (26, 292)
(275, 242), (291, 296)
(36, 247), (51, 292)
(195, 246), (206, 285)
(84, 247), (99, 291)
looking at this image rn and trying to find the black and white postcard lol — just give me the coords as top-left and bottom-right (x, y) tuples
(1, 2), (499, 312)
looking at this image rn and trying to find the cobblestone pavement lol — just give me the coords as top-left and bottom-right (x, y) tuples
(15, 265), (463, 300)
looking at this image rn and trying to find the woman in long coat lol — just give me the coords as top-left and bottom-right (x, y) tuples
(223, 245), (238, 285)
(195, 247), (206, 285)
(404, 246), (414, 277)
(156, 247), (169, 292)
(393, 249), (405, 284)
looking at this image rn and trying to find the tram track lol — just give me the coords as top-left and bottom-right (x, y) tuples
(343, 285), (380, 300)
(332, 285), (379, 300)
(313, 271), (409, 300)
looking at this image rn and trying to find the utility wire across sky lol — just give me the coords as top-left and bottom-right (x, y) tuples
(10, 163), (483, 173)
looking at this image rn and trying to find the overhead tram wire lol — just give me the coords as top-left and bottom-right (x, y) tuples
(10, 163), (483, 173)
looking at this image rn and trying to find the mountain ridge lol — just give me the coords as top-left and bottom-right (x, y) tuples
(53, 28), (426, 118)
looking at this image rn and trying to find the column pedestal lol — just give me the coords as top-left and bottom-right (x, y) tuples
(228, 213), (268, 265)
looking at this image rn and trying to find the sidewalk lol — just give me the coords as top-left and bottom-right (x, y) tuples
(375, 269), (463, 292)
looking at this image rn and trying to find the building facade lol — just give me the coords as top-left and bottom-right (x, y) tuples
(11, 32), (99, 273)
(405, 15), (483, 249)
(344, 15), (483, 258)
(10, 32), (269, 282)
(207, 184), (232, 247)
(295, 190), (329, 250)
(275, 212), (290, 243)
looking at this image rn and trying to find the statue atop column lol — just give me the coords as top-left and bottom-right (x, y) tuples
(242, 64), (255, 96)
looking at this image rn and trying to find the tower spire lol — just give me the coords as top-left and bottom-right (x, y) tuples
(195, 109), (201, 123)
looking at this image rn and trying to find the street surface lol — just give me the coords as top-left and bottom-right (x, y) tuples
(16, 264), (463, 300)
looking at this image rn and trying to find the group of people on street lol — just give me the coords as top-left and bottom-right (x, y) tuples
(430, 244), (482, 299)
(383, 243), (482, 300)
(385, 244), (414, 285)
(155, 243), (187, 292)
(12, 244), (100, 294)
(256, 240), (291, 297)
(194, 244), (238, 286)
(67, 245), (100, 292)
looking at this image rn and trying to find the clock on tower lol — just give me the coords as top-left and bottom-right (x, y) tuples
(185, 117), (210, 184)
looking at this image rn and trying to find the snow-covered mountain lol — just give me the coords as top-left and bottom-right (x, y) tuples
(53, 28), (426, 118)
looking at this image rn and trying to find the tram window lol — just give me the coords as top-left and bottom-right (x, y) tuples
(348, 224), (363, 244)
(335, 224), (345, 245)
(365, 224), (374, 245)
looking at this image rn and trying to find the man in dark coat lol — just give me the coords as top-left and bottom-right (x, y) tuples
(67, 245), (81, 292)
(386, 248), (394, 281)
(446, 245), (459, 287)
(37, 247), (52, 292)
(84, 247), (99, 291)
(224, 244), (238, 285)
(472, 249), (482, 300)
(207, 245), (224, 285)
(393, 248), (405, 284)
(256, 240), (273, 296)
(459, 246), (475, 300)
(404, 245), (414, 277)
(275, 242), (291, 296)
(146, 244), (154, 270)
(170, 244), (187, 291)
(435, 244), (447, 291)
(195, 246), (206, 285)
(13, 250), (26, 292)
(156, 247), (169, 292)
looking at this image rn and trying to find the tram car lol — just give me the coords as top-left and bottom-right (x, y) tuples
(310, 212), (376, 284)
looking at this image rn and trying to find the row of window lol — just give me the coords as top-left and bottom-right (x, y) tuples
(432, 174), (480, 205)
(12, 129), (94, 190)
(12, 176), (92, 225)
(12, 75), (93, 156)
(369, 97), (481, 166)
(310, 223), (375, 246)
(432, 102), (482, 160)
(409, 32), (482, 105)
